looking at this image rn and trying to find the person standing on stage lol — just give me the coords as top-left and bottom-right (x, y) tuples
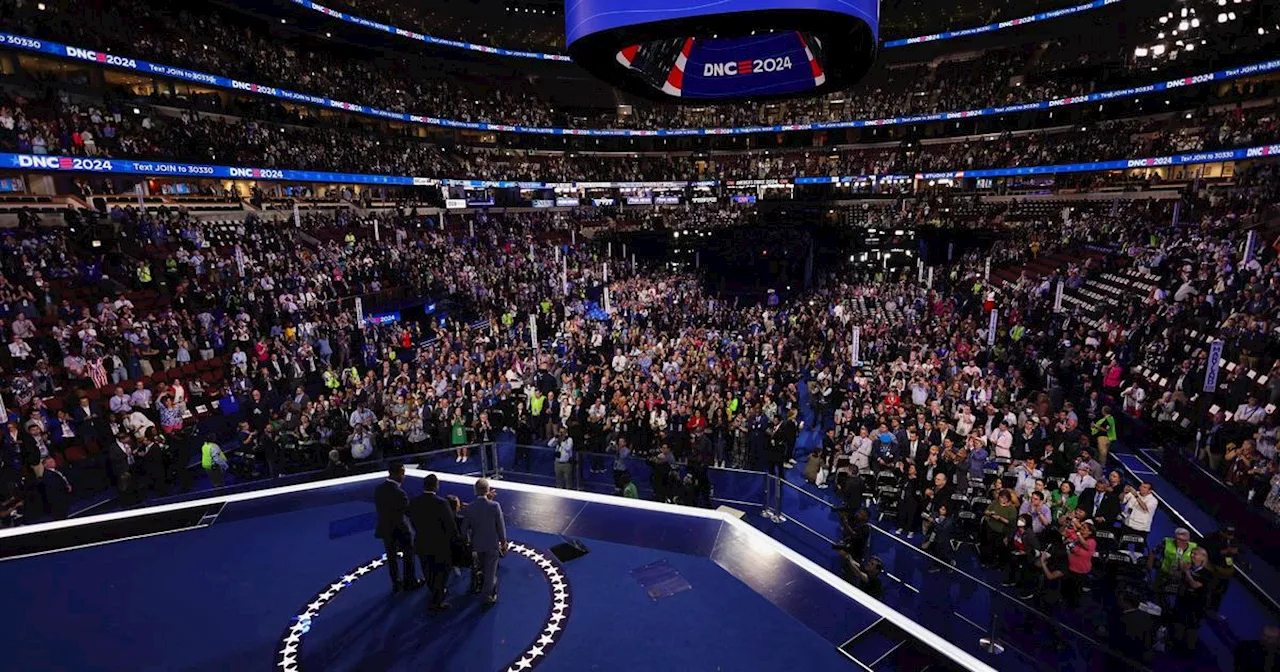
(374, 461), (419, 593)
(408, 473), (457, 611)
(462, 478), (508, 608)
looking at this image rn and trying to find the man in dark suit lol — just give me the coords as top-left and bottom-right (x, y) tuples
(899, 427), (926, 467)
(461, 477), (508, 608)
(408, 473), (457, 611)
(33, 458), (72, 520)
(1078, 479), (1122, 552)
(374, 461), (419, 592)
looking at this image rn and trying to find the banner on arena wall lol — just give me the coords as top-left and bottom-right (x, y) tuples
(1053, 280), (1064, 312)
(4, 143), (1280, 188)
(293, 203), (301, 227)
(1204, 340), (1224, 392)
(134, 182), (145, 209)
(984, 257), (991, 281)
(354, 297), (364, 326)
(234, 244), (245, 277)
(1244, 231), (1258, 265)
(0, 31), (1276, 138)
(851, 326), (861, 365)
(987, 309), (998, 346)
(529, 314), (538, 349)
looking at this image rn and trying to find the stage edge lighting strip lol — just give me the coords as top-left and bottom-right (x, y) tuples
(2, 144), (1277, 190)
(0, 31), (1275, 137)
(286, 0), (1121, 59)
(0, 469), (992, 672)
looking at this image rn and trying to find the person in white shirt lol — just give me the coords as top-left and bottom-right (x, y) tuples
(1068, 464), (1097, 493)
(1011, 458), (1043, 499)
(849, 429), (873, 472)
(987, 421), (1014, 459)
(8, 336), (32, 363)
(1121, 481), (1158, 545)
(1121, 382), (1147, 416)
(611, 348), (628, 373)
(1235, 395), (1268, 425)
(955, 406), (975, 437)
(123, 411), (156, 439)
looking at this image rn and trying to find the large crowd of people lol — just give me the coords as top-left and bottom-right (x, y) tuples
(1, 168), (1277, 669)
(0, 0), (1278, 667)
(3, 0), (1275, 132)
(4, 84), (1277, 185)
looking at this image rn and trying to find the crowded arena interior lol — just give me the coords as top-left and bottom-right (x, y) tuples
(0, 0), (1279, 671)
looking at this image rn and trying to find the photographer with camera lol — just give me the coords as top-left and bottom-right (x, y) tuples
(1060, 514), (1097, 606)
(838, 552), (885, 599)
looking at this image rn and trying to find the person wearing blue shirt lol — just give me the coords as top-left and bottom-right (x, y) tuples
(609, 435), (631, 492)
(965, 441), (989, 488)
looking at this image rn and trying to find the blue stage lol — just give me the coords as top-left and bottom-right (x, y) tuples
(0, 472), (990, 672)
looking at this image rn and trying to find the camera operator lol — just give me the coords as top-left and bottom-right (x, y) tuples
(837, 508), (872, 562)
(838, 552), (885, 599)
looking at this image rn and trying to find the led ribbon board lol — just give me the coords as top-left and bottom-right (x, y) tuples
(1, 32), (1276, 136)
(565, 0), (879, 101)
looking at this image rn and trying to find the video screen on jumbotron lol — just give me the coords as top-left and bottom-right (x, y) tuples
(622, 32), (826, 100)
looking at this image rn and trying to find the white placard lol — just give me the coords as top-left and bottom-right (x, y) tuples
(851, 326), (861, 365)
(987, 309), (998, 346)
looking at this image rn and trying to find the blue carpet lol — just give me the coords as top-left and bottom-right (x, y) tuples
(328, 511), (377, 539)
(536, 537), (852, 672)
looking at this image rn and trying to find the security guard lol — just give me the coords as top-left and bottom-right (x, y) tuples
(201, 437), (229, 488)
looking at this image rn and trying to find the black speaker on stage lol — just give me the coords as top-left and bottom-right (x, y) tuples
(550, 538), (590, 562)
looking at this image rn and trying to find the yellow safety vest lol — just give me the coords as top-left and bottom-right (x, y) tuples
(201, 442), (220, 469)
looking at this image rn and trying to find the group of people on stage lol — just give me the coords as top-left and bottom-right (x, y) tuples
(374, 463), (508, 610)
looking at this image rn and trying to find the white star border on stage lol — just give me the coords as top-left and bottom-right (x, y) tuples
(501, 544), (573, 672)
(273, 543), (572, 672)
